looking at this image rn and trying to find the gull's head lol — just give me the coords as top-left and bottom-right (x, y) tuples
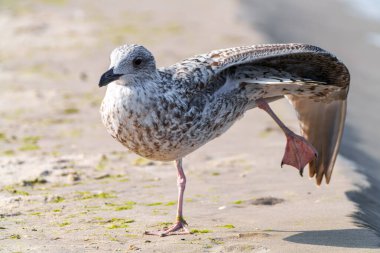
(99, 44), (156, 87)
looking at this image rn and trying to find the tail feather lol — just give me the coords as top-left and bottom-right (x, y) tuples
(286, 96), (347, 184)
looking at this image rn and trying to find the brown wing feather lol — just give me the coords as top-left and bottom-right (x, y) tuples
(174, 43), (350, 184)
(170, 43), (333, 89)
(287, 96), (347, 185)
(219, 44), (350, 185)
(213, 43), (349, 185)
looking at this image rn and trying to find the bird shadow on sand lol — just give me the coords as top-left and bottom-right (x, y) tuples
(341, 124), (380, 239)
(282, 228), (379, 248)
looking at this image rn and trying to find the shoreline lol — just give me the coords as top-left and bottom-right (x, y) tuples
(239, 0), (380, 240)
(0, 0), (379, 251)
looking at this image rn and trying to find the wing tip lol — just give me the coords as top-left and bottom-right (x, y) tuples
(309, 163), (333, 186)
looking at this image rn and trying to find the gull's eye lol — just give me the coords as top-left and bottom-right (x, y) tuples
(133, 58), (143, 67)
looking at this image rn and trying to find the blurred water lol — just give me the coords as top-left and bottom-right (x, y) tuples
(367, 33), (380, 48)
(345, 0), (380, 49)
(345, 0), (380, 21)
(241, 0), (380, 237)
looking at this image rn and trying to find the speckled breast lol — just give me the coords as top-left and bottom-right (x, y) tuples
(100, 91), (201, 161)
(100, 84), (249, 161)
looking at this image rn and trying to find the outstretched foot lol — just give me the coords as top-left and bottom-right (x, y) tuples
(144, 218), (190, 237)
(256, 98), (317, 176)
(281, 132), (318, 176)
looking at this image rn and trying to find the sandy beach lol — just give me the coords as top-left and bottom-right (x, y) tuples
(0, 0), (379, 252)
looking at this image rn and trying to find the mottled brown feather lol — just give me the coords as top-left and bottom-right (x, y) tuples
(191, 43), (350, 184)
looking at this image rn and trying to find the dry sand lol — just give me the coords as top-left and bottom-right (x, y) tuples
(0, 0), (379, 252)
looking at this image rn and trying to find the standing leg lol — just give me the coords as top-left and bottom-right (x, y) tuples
(145, 158), (190, 236)
(256, 99), (317, 175)
(174, 159), (188, 227)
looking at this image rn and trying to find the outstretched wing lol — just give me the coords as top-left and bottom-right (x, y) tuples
(169, 43), (350, 185)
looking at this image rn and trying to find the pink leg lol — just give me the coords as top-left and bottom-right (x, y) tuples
(256, 99), (317, 175)
(145, 159), (190, 236)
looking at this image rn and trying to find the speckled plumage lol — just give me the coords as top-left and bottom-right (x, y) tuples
(99, 43), (349, 185)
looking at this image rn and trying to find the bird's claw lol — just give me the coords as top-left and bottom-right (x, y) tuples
(144, 219), (190, 237)
(281, 133), (318, 175)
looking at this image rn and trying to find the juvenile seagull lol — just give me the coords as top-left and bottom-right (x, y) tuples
(99, 43), (349, 236)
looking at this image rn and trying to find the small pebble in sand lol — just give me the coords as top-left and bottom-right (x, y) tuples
(250, 197), (284, 206)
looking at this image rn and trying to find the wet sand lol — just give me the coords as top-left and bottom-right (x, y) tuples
(0, 0), (379, 252)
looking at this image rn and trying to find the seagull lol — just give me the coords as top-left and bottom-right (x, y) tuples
(99, 43), (349, 236)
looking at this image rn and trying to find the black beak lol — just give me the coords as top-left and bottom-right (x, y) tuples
(99, 67), (123, 87)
